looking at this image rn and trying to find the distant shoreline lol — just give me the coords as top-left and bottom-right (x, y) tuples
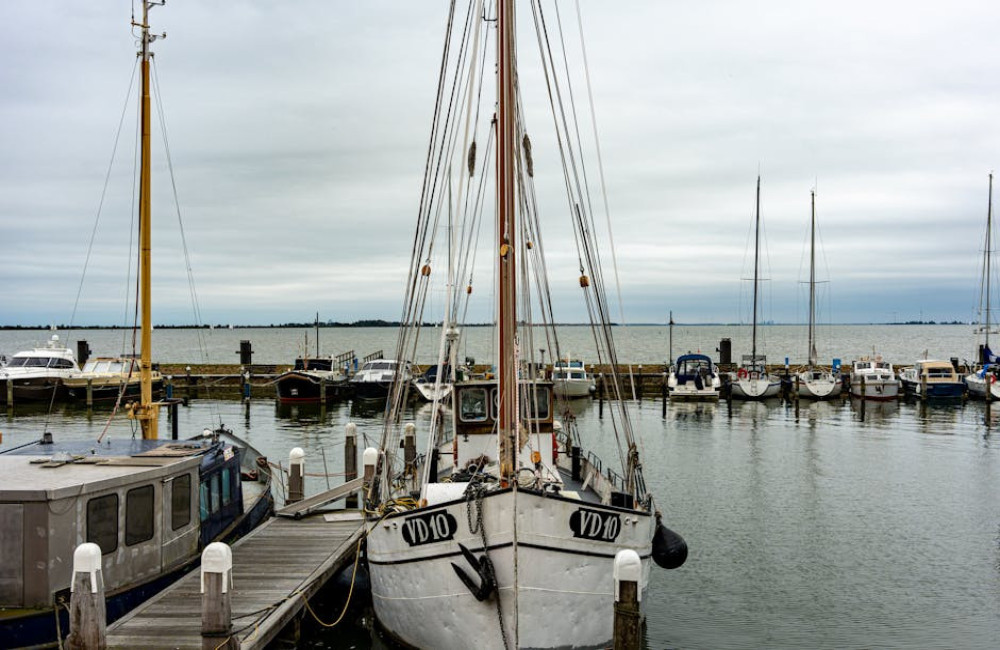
(0, 320), (969, 330)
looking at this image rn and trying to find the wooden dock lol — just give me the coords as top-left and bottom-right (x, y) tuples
(106, 512), (365, 649)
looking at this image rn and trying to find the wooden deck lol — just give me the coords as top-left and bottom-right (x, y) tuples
(106, 513), (366, 649)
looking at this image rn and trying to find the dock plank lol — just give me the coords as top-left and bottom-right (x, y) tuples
(106, 512), (365, 650)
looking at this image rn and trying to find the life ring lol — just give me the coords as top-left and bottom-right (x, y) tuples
(737, 368), (748, 379)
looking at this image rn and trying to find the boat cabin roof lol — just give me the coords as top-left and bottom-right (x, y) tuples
(0, 438), (212, 502)
(677, 353), (713, 364)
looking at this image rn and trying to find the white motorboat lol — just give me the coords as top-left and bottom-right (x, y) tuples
(551, 359), (596, 398)
(849, 356), (899, 401)
(351, 358), (411, 401)
(63, 356), (163, 404)
(363, 4), (687, 648)
(0, 334), (80, 404)
(667, 353), (721, 400)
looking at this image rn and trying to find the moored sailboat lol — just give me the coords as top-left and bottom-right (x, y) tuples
(363, 3), (686, 648)
(0, 5), (273, 646)
(731, 176), (781, 400)
(795, 189), (841, 400)
(965, 173), (1000, 400)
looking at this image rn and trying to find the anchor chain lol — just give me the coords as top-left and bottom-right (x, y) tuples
(464, 479), (510, 650)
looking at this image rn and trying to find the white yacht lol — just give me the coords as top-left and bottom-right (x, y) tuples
(0, 334), (80, 404)
(667, 353), (721, 400)
(551, 359), (596, 398)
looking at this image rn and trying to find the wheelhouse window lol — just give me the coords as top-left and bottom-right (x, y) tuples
(460, 387), (489, 422)
(126, 485), (154, 545)
(522, 386), (551, 421)
(87, 494), (119, 554)
(172, 474), (192, 531)
(51, 358), (76, 369)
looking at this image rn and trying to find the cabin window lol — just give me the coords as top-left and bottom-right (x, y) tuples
(126, 485), (155, 546)
(460, 387), (489, 422)
(51, 358), (76, 369)
(222, 467), (232, 506)
(211, 474), (221, 514)
(86, 494), (119, 555)
(522, 386), (551, 420)
(172, 474), (192, 531)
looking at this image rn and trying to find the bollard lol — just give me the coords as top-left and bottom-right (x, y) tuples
(613, 549), (642, 650)
(67, 543), (106, 650)
(363, 447), (378, 506)
(403, 422), (416, 477)
(201, 542), (237, 650)
(344, 423), (358, 508)
(287, 448), (305, 505)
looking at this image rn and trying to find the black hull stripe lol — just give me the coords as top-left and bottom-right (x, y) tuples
(368, 540), (652, 566)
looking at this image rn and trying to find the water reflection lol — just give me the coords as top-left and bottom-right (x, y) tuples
(668, 400), (717, 424)
(849, 396), (900, 424)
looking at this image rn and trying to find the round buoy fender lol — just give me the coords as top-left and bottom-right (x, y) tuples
(737, 368), (748, 379)
(652, 521), (688, 570)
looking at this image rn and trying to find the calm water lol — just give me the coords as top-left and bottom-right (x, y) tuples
(3, 325), (999, 649)
(0, 323), (984, 367)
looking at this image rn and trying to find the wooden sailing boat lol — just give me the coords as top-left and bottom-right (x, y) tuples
(0, 5), (273, 646)
(731, 176), (781, 400)
(965, 172), (1000, 400)
(363, 2), (686, 648)
(795, 189), (841, 399)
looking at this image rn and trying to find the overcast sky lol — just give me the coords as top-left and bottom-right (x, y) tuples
(2, 1), (998, 327)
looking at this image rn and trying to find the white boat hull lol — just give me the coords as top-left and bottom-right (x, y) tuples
(553, 379), (595, 398)
(730, 375), (781, 400)
(367, 488), (653, 650)
(966, 373), (1000, 400)
(849, 378), (899, 401)
(795, 372), (842, 400)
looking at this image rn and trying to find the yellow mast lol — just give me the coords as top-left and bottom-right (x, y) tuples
(131, 1), (164, 439)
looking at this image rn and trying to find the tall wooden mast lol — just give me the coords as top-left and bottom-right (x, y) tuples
(497, 0), (517, 479)
(133, 1), (163, 439)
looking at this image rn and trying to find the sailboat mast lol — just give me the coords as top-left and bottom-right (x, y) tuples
(987, 173), (993, 352)
(751, 175), (761, 363)
(808, 189), (817, 366)
(136, 0), (158, 439)
(497, 0), (517, 480)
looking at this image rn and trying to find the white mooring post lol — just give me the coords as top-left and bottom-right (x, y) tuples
(201, 542), (237, 650)
(66, 543), (106, 650)
(613, 549), (642, 650)
(287, 447), (305, 505)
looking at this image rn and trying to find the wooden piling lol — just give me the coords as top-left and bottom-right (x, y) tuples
(201, 542), (237, 650)
(403, 423), (416, 477)
(67, 543), (106, 650)
(86, 378), (94, 408)
(860, 376), (866, 421)
(661, 372), (667, 418)
(599, 374), (605, 418)
(344, 423), (358, 508)
(287, 448), (305, 505)
(363, 447), (378, 507)
(613, 549), (642, 650)
(6, 378), (13, 407)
